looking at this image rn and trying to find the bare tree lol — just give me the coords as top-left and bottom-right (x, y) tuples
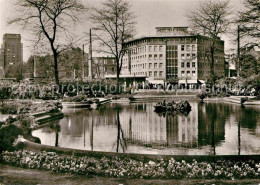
(9, 0), (87, 85)
(186, 0), (232, 84)
(90, 0), (136, 93)
(238, 0), (260, 49)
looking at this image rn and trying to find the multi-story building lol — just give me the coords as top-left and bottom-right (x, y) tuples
(1, 34), (23, 70)
(225, 53), (237, 78)
(0, 48), (4, 77)
(121, 27), (225, 87)
(92, 57), (117, 78)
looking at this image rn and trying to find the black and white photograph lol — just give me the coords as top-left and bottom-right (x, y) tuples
(0, 0), (260, 184)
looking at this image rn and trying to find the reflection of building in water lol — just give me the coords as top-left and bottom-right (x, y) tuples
(167, 102), (198, 148)
(120, 103), (167, 146)
(120, 102), (199, 148)
(198, 103), (226, 147)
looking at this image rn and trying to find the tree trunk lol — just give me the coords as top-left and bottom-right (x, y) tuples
(210, 45), (215, 76)
(53, 52), (60, 86)
(116, 58), (120, 94)
(210, 41), (215, 87)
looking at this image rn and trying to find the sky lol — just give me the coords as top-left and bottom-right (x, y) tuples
(0, 0), (245, 62)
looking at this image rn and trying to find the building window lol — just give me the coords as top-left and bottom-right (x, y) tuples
(187, 62), (190, 68)
(159, 71), (163, 76)
(149, 46), (152, 52)
(192, 62), (196, 67)
(159, 54), (163, 60)
(192, 45), (196, 51)
(181, 62), (185, 68)
(187, 71), (191, 76)
(187, 45), (191, 51)
(154, 63), (158, 68)
(149, 71), (152, 77)
(181, 54), (185, 59)
(149, 63), (152, 68)
(192, 71), (196, 76)
(159, 46), (163, 52)
(149, 54), (152, 60)
(181, 71), (185, 76)
(181, 45), (185, 51)
(154, 71), (158, 77)
(192, 53), (196, 58)
(154, 46), (158, 52)
(154, 54), (158, 60)
(112, 67), (114, 72)
(159, 63), (163, 68)
(187, 54), (191, 59)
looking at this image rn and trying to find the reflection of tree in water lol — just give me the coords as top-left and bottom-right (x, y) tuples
(114, 106), (127, 153)
(198, 103), (230, 153)
(48, 123), (61, 147)
(238, 106), (260, 132)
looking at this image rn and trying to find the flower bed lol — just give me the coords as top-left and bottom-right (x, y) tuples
(1, 150), (260, 180)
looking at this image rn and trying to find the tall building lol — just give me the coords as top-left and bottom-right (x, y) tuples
(121, 27), (225, 87)
(0, 48), (4, 77)
(1, 34), (23, 72)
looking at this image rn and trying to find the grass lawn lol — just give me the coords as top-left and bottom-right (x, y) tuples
(1, 164), (260, 185)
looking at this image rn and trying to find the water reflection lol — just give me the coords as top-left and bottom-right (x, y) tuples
(32, 102), (260, 155)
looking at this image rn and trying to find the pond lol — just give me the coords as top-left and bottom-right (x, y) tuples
(32, 101), (260, 155)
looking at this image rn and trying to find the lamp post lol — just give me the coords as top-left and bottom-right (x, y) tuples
(82, 44), (85, 80)
(237, 25), (241, 78)
(89, 29), (93, 80)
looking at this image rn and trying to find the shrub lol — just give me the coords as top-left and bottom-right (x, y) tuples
(197, 93), (206, 100)
(0, 115), (38, 153)
(0, 103), (19, 114)
(254, 95), (260, 100)
(241, 97), (248, 104)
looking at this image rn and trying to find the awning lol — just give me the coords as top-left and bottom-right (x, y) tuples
(147, 80), (164, 84)
(198, 80), (205, 84)
(179, 80), (198, 84)
(105, 74), (146, 79)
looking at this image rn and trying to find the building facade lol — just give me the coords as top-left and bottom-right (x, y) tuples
(121, 27), (225, 87)
(0, 48), (4, 78)
(1, 34), (23, 69)
(92, 57), (117, 78)
(225, 53), (237, 78)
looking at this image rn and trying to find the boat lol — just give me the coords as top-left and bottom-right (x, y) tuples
(90, 98), (111, 109)
(61, 101), (91, 108)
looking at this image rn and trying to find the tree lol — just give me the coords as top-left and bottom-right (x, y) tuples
(186, 0), (232, 84)
(90, 0), (136, 93)
(240, 54), (260, 78)
(58, 47), (87, 80)
(9, 0), (86, 85)
(5, 63), (24, 81)
(25, 54), (54, 81)
(238, 0), (260, 48)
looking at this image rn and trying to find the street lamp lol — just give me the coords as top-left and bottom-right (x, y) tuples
(237, 25), (241, 78)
